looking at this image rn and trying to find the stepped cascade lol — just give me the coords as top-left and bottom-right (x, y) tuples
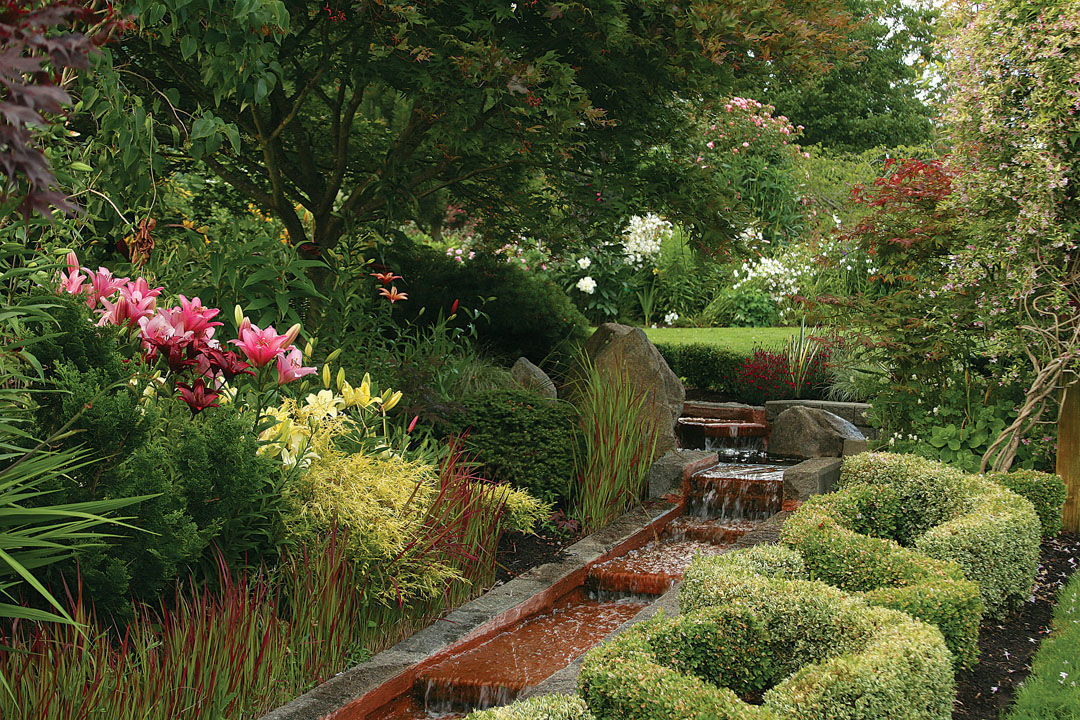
(369, 459), (788, 720)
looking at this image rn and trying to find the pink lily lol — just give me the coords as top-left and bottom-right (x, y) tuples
(177, 378), (220, 414)
(231, 324), (291, 368)
(176, 295), (222, 338)
(85, 267), (128, 308)
(275, 347), (317, 385)
(108, 279), (160, 327)
(58, 251), (86, 295)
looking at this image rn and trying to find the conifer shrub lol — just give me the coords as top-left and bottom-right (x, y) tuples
(442, 389), (581, 504)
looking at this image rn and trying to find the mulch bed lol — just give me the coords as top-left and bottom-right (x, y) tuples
(953, 532), (1080, 719)
(494, 527), (576, 584)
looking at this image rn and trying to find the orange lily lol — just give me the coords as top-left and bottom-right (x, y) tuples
(371, 271), (403, 285)
(378, 285), (408, 303)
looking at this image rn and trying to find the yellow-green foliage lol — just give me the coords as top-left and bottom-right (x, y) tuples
(496, 484), (552, 535)
(285, 451), (455, 602)
(285, 449), (549, 604)
(837, 452), (1040, 618)
(579, 549), (954, 720)
(464, 695), (594, 720)
(986, 468), (1067, 537)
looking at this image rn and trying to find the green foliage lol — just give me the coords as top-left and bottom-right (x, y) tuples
(464, 695), (594, 720)
(655, 343), (748, 396)
(83, 0), (856, 257)
(868, 362), (1054, 473)
(25, 297), (284, 617)
(987, 469), (1067, 537)
(703, 285), (782, 328)
(387, 244), (589, 364)
(581, 550), (954, 720)
(743, 0), (937, 153)
(1006, 569), (1080, 720)
(135, 177), (327, 331)
(651, 227), (720, 320)
(442, 390), (581, 505)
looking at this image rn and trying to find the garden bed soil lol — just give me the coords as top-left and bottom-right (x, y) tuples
(953, 532), (1080, 720)
(494, 527), (576, 584)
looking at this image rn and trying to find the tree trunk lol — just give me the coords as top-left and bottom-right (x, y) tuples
(1058, 379), (1080, 533)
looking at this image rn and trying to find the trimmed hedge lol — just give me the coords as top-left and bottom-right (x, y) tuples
(464, 695), (594, 720)
(782, 498), (982, 669)
(839, 453), (1041, 618)
(654, 343), (748, 397)
(578, 548), (954, 720)
(781, 453), (1042, 667)
(986, 468), (1067, 537)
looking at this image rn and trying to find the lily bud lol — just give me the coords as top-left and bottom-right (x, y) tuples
(325, 348), (343, 363)
(382, 390), (402, 412)
(321, 364), (331, 389)
(336, 367), (346, 391)
(282, 323), (302, 348)
(304, 340), (314, 359)
(234, 304), (244, 328)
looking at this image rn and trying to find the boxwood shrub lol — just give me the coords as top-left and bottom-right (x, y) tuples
(985, 468), (1067, 537)
(838, 452), (1041, 618)
(578, 548), (954, 720)
(386, 244), (590, 364)
(780, 495), (983, 669)
(464, 694), (593, 720)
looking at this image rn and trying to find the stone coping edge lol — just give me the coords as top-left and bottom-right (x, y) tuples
(260, 496), (693, 720)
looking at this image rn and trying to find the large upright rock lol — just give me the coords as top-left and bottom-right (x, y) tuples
(571, 323), (685, 454)
(511, 357), (558, 399)
(769, 406), (867, 459)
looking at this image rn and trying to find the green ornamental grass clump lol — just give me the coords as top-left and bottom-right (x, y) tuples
(577, 547), (954, 720)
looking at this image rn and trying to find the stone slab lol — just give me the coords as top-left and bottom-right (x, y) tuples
(782, 457), (842, 501)
(648, 449), (715, 499)
(260, 501), (683, 720)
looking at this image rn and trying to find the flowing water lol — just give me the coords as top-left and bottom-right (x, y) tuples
(367, 459), (788, 720)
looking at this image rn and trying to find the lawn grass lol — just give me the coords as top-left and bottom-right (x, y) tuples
(1007, 568), (1080, 719)
(641, 326), (800, 354)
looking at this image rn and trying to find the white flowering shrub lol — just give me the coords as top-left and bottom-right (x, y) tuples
(575, 276), (597, 295)
(622, 213), (672, 267)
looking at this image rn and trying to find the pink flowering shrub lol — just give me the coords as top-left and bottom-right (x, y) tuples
(695, 97), (811, 244)
(58, 252), (315, 414)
